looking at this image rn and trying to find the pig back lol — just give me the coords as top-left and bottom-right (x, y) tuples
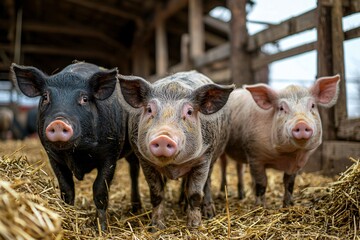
(224, 88), (274, 163)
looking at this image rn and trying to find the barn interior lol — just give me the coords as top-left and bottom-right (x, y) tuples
(0, 0), (359, 238)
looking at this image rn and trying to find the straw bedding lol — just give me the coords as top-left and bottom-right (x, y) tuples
(0, 138), (358, 239)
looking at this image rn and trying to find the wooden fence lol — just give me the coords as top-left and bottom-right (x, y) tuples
(146, 0), (360, 175)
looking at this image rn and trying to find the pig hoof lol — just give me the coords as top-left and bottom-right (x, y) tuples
(255, 196), (266, 208)
(148, 221), (166, 232)
(238, 190), (246, 200)
(217, 191), (225, 200)
(131, 202), (142, 213)
(187, 208), (202, 228)
(283, 199), (294, 208)
(202, 203), (216, 219)
(96, 209), (108, 232)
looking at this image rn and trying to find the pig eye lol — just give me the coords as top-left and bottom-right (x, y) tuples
(279, 106), (284, 111)
(145, 103), (156, 117)
(42, 92), (50, 103)
(80, 95), (89, 104)
(182, 104), (195, 120)
(311, 103), (315, 109)
(146, 106), (152, 113)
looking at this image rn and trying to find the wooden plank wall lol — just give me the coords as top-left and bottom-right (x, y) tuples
(149, 0), (360, 174)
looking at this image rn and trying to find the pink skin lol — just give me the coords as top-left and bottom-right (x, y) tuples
(221, 74), (340, 207)
(45, 120), (73, 142)
(149, 135), (178, 158)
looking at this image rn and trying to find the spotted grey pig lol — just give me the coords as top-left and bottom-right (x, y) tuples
(220, 75), (340, 207)
(118, 71), (234, 230)
(11, 62), (141, 231)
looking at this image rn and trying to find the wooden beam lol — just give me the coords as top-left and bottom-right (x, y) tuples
(317, 0), (336, 141)
(248, 9), (316, 51)
(65, 0), (143, 27)
(193, 43), (230, 68)
(141, 0), (188, 43)
(332, 0), (347, 125)
(252, 42), (316, 70)
(189, 0), (205, 58)
(203, 15), (230, 34)
(22, 22), (129, 56)
(345, 26), (360, 40)
(227, 0), (253, 86)
(155, 15), (168, 76)
(337, 118), (360, 141)
(14, 8), (23, 64)
(22, 45), (118, 63)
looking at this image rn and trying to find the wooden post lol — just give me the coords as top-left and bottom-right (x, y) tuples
(317, 0), (337, 140)
(155, 18), (168, 76)
(132, 46), (150, 78)
(227, 0), (253, 87)
(181, 33), (190, 69)
(14, 7), (23, 64)
(331, 0), (347, 124)
(189, 0), (204, 59)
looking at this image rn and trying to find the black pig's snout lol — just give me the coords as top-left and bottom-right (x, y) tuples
(45, 119), (74, 142)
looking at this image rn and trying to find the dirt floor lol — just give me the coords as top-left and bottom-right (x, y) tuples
(0, 138), (358, 239)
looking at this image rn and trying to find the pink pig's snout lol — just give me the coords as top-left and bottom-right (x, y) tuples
(292, 122), (313, 140)
(149, 135), (177, 158)
(45, 120), (73, 142)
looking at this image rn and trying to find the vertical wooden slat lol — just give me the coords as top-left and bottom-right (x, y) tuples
(155, 17), (168, 76)
(189, 0), (204, 58)
(227, 0), (253, 87)
(331, 0), (347, 125)
(132, 46), (150, 78)
(317, 0), (337, 141)
(14, 8), (23, 64)
(181, 33), (190, 69)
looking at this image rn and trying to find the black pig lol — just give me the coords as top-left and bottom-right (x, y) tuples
(11, 62), (141, 231)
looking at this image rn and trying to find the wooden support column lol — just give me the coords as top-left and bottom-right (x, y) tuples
(331, 0), (347, 124)
(181, 33), (190, 69)
(155, 18), (168, 76)
(317, 0), (346, 140)
(189, 0), (204, 59)
(14, 7), (23, 64)
(132, 45), (150, 78)
(227, 0), (253, 87)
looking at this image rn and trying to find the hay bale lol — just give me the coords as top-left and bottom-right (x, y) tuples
(316, 157), (360, 236)
(0, 140), (359, 239)
(0, 180), (62, 240)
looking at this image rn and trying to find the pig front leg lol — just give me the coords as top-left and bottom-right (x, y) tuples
(185, 162), (210, 228)
(93, 161), (116, 231)
(202, 165), (215, 219)
(125, 152), (142, 212)
(49, 158), (75, 205)
(141, 160), (166, 231)
(219, 153), (227, 194)
(249, 160), (267, 207)
(283, 173), (296, 207)
(236, 161), (246, 199)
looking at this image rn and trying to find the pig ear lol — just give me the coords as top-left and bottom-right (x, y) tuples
(118, 75), (151, 108)
(192, 84), (235, 115)
(310, 74), (340, 107)
(10, 63), (46, 97)
(90, 68), (118, 100)
(245, 84), (278, 110)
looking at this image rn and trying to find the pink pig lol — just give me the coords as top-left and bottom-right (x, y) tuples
(220, 75), (340, 207)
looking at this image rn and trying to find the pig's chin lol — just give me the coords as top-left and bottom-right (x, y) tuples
(275, 139), (318, 153)
(45, 140), (75, 150)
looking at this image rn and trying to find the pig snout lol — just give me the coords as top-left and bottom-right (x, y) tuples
(149, 135), (177, 158)
(292, 122), (313, 140)
(45, 120), (73, 142)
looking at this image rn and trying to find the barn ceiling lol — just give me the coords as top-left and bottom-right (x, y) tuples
(0, 0), (227, 76)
